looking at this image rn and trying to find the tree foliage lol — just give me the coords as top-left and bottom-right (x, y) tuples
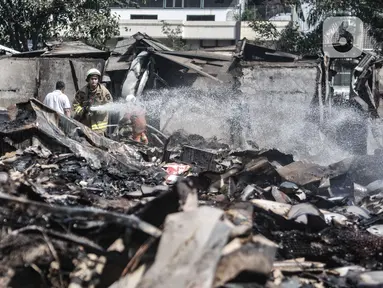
(249, 20), (280, 44)
(295, 0), (383, 51)
(161, 21), (188, 50)
(277, 21), (322, 55)
(249, 19), (322, 55)
(249, 0), (383, 54)
(0, 0), (128, 51)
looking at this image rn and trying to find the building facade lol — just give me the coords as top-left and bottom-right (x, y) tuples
(111, 0), (291, 49)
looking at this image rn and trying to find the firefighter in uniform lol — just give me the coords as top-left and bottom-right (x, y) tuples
(117, 95), (148, 144)
(73, 68), (113, 135)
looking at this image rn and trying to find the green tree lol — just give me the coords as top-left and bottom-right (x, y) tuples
(161, 21), (188, 50)
(295, 0), (383, 51)
(234, 8), (257, 21)
(276, 21), (322, 55)
(249, 0), (382, 54)
(0, 0), (131, 51)
(249, 20), (280, 46)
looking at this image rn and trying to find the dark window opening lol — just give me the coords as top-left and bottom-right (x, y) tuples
(187, 15), (215, 21)
(203, 0), (233, 8)
(200, 40), (218, 48)
(184, 0), (201, 7)
(165, 0), (182, 7)
(130, 14), (158, 19)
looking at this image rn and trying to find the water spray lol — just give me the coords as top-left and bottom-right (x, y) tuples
(87, 86), (371, 165)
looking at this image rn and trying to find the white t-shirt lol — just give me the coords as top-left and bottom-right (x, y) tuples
(43, 90), (71, 114)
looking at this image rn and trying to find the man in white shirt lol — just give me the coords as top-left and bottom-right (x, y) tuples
(43, 81), (71, 117)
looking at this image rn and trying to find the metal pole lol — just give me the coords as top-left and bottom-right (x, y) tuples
(235, 0), (242, 44)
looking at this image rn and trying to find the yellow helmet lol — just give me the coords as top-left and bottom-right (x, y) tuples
(86, 68), (101, 81)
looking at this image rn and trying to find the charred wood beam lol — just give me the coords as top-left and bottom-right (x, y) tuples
(69, 60), (79, 92)
(11, 225), (104, 252)
(0, 192), (162, 237)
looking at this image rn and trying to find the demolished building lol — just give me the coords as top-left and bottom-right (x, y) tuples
(2, 33), (383, 288)
(0, 34), (320, 154)
(1, 33), (383, 158)
(0, 41), (109, 109)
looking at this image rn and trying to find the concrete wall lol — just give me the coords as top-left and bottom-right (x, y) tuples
(112, 7), (236, 22)
(118, 19), (290, 43)
(158, 62), (319, 152)
(119, 19), (238, 40)
(0, 57), (105, 108)
(37, 58), (105, 102)
(239, 63), (318, 154)
(0, 58), (37, 108)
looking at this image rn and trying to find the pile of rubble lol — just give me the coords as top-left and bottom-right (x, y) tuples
(1, 99), (383, 288)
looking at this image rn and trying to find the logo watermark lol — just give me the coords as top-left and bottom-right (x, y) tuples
(323, 16), (364, 58)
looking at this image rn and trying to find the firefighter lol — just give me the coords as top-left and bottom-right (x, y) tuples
(117, 95), (148, 145)
(73, 68), (113, 135)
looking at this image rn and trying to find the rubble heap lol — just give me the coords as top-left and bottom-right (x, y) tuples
(2, 100), (383, 288)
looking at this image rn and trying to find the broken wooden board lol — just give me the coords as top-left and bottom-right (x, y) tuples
(136, 206), (231, 288)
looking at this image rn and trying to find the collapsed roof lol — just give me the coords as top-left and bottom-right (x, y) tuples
(0, 44), (20, 55)
(8, 41), (109, 59)
(106, 33), (304, 80)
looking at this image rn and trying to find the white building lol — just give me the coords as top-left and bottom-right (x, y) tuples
(111, 0), (291, 49)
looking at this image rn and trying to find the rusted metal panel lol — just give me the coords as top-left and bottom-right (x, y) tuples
(105, 56), (131, 72)
(204, 45), (236, 52)
(41, 41), (109, 59)
(241, 42), (299, 62)
(154, 52), (223, 83)
(113, 37), (136, 55)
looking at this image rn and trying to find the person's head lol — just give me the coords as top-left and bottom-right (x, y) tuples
(56, 81), (65, 92)
(86, 68), (101, 89)
(126, 95), (137, 103)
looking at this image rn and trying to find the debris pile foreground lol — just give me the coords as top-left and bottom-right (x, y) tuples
(2, 100), (383, 287)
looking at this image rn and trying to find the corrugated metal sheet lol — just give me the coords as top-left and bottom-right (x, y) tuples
(41, 41), (110, 58)
(10, 41), (110, 59)
(160, 50), (232, 62)
(113, 37), (136, 55)
(105, 56), (131, 72)
(153, 52), (223, 83)
(204, 46), (236, 52)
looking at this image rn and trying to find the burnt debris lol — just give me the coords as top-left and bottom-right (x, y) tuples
(2, 98), (383, 288)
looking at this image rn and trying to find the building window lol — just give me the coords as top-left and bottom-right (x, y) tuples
(165, 0), (182, 8)
(165, 0), (201, 7)
(184, 0), (201, 7)
(135, 0), (163, 8)
(187, 15), (215, 21)
(130, 14), (158, 19)
(203, 0), (234, 8)
(200, 40), (218, 48)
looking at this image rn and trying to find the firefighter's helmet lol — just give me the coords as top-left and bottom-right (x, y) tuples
(126, 95), (137, 103)
(86, 68), (101, 81)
